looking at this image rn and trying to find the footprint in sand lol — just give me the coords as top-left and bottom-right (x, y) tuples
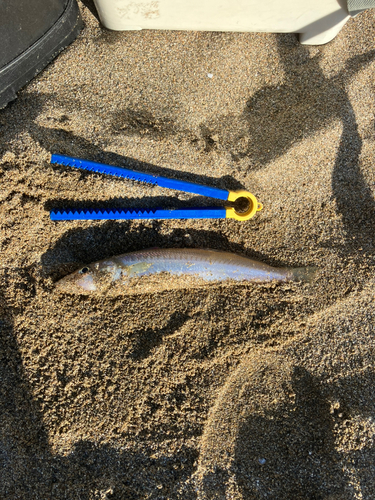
(194, 283), (375, 500)
(194, 354), (348, 499)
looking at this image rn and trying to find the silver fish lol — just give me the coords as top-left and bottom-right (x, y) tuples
(55, 248), (316, 294)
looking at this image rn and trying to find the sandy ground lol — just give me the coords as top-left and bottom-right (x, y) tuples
(1, 2), (375, 498)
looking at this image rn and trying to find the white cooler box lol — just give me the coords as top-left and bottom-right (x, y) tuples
(92, 0), (374, 45)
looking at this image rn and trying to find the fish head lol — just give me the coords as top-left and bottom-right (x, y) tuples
(55, 264), (98, 293)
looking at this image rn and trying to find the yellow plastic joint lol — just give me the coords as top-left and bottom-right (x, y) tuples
(225, 190), (263, 221)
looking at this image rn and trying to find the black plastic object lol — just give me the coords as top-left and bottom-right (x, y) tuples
(0, 0), (82, 109)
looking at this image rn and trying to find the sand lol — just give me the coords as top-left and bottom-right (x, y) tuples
(1, 2), (375, 498)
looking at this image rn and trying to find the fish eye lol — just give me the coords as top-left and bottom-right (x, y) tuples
(79, 267), (90, 274)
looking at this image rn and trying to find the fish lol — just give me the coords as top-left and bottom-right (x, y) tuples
(55, 248), (317, 294)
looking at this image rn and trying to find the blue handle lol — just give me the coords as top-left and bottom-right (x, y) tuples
(51, 154), (229, 200)
(50, 207), (227, 221)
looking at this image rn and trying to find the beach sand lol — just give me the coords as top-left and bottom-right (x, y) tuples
(1, 2), (375, 498)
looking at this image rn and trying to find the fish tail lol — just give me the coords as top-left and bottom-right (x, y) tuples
(289, 266), (318, 283)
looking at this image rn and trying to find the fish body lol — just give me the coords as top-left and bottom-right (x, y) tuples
(56, 248), (315, 293)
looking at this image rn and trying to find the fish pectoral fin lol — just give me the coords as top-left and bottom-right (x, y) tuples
(127, 262), (153, 277)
